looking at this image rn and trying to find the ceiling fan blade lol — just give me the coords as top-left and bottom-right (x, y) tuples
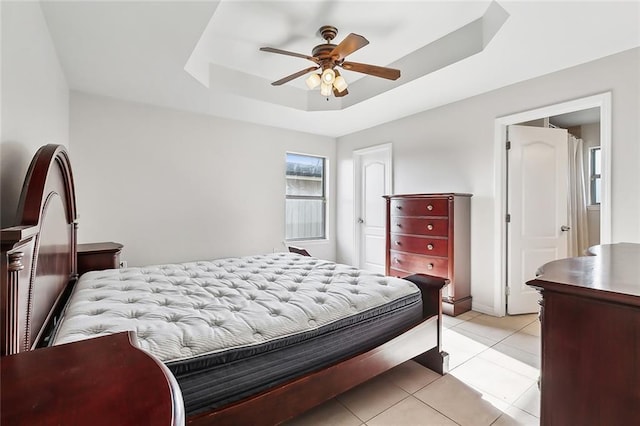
(333, 87), (348, 98)
(341, 61), (400, 80)
(271, 66), (319, 86)
(330, 33), (369, 61)
(260, 47), (319, 64)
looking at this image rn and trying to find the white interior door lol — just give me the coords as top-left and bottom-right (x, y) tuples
(507, 125), (569, 314)
(354, 144), (392, 273)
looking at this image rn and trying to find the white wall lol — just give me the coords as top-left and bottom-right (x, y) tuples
(70, 92), (336, 266)
(0, 1), (69, 227)
(336, 47), (640, 315)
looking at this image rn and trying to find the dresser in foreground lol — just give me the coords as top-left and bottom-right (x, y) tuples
(1, 332), (185, 426)
(527, 243), (640, 425)
(384, 193), (472, 316)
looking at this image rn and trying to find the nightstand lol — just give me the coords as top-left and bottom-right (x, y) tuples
(77, 241), (123, 275)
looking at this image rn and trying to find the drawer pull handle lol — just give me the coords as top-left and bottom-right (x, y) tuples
(427, 263), (434, 270)
(394, 241), (401, 246)
(395, 223), (401, 228)
(427, 244), (434, 250)
(427, 224), (434, 231)
(393, 257), (400, 264)
(427, 204), (434, 211)
(395, 205), (402, 210)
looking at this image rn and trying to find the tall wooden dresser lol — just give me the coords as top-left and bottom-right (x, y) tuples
(384, 193), (472, 316)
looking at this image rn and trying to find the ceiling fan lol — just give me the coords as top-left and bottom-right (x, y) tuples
(260, 25), (401, 98)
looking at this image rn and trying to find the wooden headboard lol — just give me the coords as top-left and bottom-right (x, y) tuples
(1, 144), (77, 355)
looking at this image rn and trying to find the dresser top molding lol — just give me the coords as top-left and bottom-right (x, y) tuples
(384, 193), (473, 199)
(527, 243), (640, 308)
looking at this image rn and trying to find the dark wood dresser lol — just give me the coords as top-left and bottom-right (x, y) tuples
(527, 243), (640, 425)
(384, 193), (472, 316)
(1, 331), (185, 426)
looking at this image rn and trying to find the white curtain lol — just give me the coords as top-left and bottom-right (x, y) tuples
(567, 134), (589, 256)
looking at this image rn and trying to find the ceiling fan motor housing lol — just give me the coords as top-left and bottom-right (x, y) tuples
(312, 44), (338, 63)
(318, 25), (338, 42)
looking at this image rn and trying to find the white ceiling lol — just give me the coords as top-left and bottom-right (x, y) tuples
(41, 0), (640, 137)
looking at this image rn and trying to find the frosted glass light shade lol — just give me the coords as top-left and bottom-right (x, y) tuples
(320, 82), (332, 97)
(321, 68), (335, 85)
(305, 73), (321, 89)
(333, 75), (348, 93)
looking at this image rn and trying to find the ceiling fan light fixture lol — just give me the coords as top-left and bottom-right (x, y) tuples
(320, 82), (332, 97)
(321, 68), (336, 85)
(305, 73), (321, 89)
(261, 26), (400, 97)
(333, 75), (348, 93)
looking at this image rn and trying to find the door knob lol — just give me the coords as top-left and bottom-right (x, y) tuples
(561, 225), (571, 232)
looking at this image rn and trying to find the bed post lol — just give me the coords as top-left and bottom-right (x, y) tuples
(403, 273), (449, 375)
(1, 250), (23, 355)
(1, 227), (38, 355)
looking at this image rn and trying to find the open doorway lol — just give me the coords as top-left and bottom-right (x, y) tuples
(494, 93), (611, 316)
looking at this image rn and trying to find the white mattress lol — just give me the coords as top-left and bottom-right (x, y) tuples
(52, 252), (419, 363)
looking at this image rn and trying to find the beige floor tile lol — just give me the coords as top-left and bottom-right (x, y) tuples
(492, 342), (540, 370)
(381, 360), (441, 394)
(448, 324), (505, 346)
(442, 327), (493, 369)
(492, 406), (539, 426)
(450, 357), (535, 404)
(452, 318), (517, 344)
(336, 375), (409, 422)
(500, 332), (540, 356)
(283, 399), (362, 426)
(454, 310), (482, 321)
(475, 313), (538, 332)
(367, 396), (458, 426)
(442, 314), (465, 329)
(415, 374), (504, 426)
(520, 320), (540, 337)
(477, 347), (539, 380)
(512, 384), (540, 417)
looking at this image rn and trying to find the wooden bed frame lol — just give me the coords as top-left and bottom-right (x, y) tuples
(1, 144), (449, 425)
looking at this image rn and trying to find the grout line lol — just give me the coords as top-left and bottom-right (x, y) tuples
(335, 396), (365, 423)
(419, 398), (463, 426)
(362, 395), (414, 425)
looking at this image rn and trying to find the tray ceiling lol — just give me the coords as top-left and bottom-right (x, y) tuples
(40, 0), (640, 137)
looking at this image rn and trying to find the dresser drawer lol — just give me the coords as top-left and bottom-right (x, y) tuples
(390, 234), (448, 257)
(390, 217), (448, 237)
(390, 198), (449, 217)
(388, 268), (409, 279)
(389, 250), (449, 277)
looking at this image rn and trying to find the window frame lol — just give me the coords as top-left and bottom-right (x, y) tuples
(589, 146), (601, 206)
(285, 152), (327, 241)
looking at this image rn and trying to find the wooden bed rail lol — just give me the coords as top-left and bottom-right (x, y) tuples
(189, 273), (448, 426)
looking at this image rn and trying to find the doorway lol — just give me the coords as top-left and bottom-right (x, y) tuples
(353, 143), (392, 273)
(494, 93), (611, 316)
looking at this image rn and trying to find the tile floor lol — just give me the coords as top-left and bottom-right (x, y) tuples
(284, 311), (541, 426)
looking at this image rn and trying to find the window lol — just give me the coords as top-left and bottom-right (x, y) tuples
(589, 146), (601, 205)
(285, 153), (326, 240)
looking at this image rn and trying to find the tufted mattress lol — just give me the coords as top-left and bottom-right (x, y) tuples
(52, 252), (423, 415)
